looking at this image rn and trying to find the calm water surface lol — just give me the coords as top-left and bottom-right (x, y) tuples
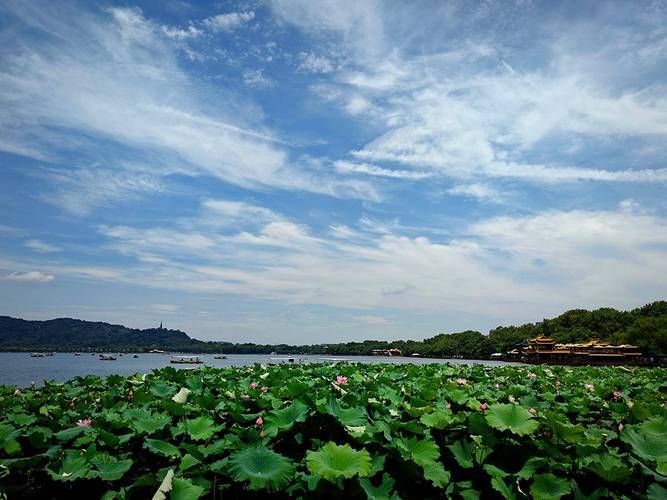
(0, 352), (518, 387)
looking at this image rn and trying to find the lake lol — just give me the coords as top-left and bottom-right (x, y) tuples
(0, 352), (518, 387)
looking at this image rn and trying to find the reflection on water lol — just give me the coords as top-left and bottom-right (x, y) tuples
(0, 352), (518, 387)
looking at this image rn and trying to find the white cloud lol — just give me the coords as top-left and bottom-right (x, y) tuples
(151, 304), (179, 313)
(4, 271), (54, 283)
(0, 4), (376, 213)
(202, 11), (255, 32)
(281, 3), (667, 186)
(447, 183), (503, 203)
(24, 239), (63, 253)
(355, 315), (390, 326)
(13, 199), (658, 324)
(242, 69), (276, 89)
(161, 24), (203, 40)
(298, 52), (334, 73)
(334, 160), (432, 180)
(39, 167), (164, 216)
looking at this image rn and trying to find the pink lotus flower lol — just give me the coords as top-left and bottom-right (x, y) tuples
(528, 407), (537, 416)
(456, 378), (467, 385)
(242, 394), (250, 401)
(255, 417), (263, 426)
(585, 383), (595, 391)
(446, 402), (452, 409)
(336, 375), (348, 386)
(76, 418), (92, 427)
(479, 402), (489, 412)
(249, 382), (258, 390)
(618, 423), (624, 432)
(555, 380), (561, 387)
(613, 390), (622, 399)
(494, 383), (500, 390)
(31, 380), (36, 387)
(528, 372), (537, 380)
(260, 386), (268, 393)
(128, 390), (134, 400)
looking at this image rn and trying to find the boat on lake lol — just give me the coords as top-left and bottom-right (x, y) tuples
(99, 354), (117, 361)
(30, 353), (44, 357)
(170, 355), (203, 364)
(213, 355), (227, 359)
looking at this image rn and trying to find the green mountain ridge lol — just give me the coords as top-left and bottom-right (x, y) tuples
(1, 300), (666, 356)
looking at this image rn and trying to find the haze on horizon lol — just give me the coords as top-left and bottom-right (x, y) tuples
(1, 0), (667, 344)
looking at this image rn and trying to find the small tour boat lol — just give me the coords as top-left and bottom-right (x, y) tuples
(30, 353), (44, 357)
(170, 356), (203, 364)
(99, 354), (117, 361)
(74, 352), (80, 356)
(213, 355), (227, 359)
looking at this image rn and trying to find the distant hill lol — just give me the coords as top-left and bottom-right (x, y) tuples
(0, 316), (202, 352)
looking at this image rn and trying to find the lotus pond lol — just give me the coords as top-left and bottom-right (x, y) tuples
(1, 363), (666, 499)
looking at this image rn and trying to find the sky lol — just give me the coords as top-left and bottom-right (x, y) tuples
(1, 0), (667, 344)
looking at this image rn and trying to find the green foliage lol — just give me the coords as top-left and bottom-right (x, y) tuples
(0, 362), (666, 497)
(485, 404), (539, 436)
(306, 442), (372, 482)
(228, 447), (295, 491)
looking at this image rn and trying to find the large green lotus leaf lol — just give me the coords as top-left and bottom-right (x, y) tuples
(422, 462), (450, 488)
(420, 409), (454, 430)
(545, 412), (585, 444)
(621, 426), (667, 461)
(485, 404), (539, 436)
(491, 476), (516, 500)
(91, 454), (133, 481)
(263, 400), (309, 438)
(228, 446), (295, 491)
(149, 382), (177, 398)
(647, 483), (667, 500)
(306, 442), (372, 482)
(530, 473), (571, 500)
(448, 439), (474, 469)
(179, 453), (201, 471)
(185, 416), (216, 441)
(54, 426), (87, 442)
(132, 413), (171, 434)
(46, 450), (90, 482)
(171, 477), (205, 500)
(358, 473), (398, 499)
(325, 398), (367, 427)
(7, 413), (38, 427)
(395, 436), (440, 466)
(582, 454), (631, 483)
(143, 438), (181, 458)
(0, 424), (21, 454)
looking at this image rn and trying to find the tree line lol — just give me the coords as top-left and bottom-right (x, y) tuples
(1, 301), (666, 357)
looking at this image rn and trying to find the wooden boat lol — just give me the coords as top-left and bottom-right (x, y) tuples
(99, 354), (117, 361)
(170, 356), (203, 364)
(30, 353), (44, 357)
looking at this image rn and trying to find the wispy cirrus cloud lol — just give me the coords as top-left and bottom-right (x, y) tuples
(24, 239), (63, 253)
(0, 2), (376, 214)
(4, 271), (54, 283)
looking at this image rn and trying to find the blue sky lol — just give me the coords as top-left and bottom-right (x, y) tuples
(1, 0), (667, 343)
